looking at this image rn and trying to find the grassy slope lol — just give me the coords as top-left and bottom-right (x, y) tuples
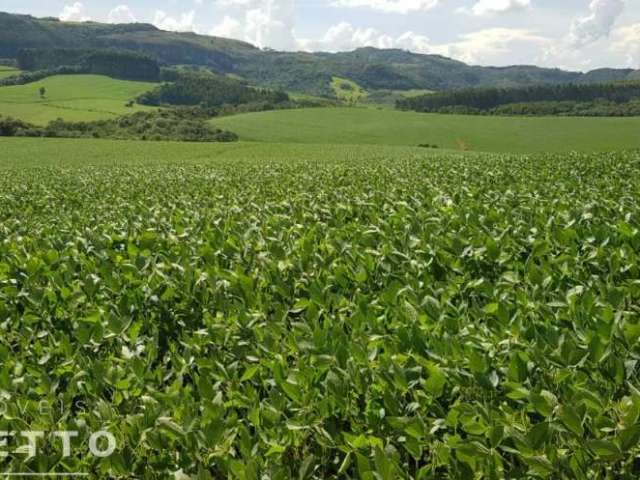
(331, 77), (367, 104)
(0, 66), (21, 79)
(0, 74), (156, 124)
(214, 107), (640, 153)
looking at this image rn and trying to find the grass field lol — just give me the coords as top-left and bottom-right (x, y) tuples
(214, 107), (640, 153)
(0, 66), (21, 79)
(1, 136), (639, 477)
(0, 74), (157, 124)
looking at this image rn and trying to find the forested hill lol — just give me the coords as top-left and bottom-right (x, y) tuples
(397, 82), (640, 116)
(1, 11), (638, 95)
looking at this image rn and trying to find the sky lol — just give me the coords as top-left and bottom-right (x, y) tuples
(2, 0), (640, 71)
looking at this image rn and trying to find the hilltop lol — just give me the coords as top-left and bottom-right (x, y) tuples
(1, 12), (637, 95)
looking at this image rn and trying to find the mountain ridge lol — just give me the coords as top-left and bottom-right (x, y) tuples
(0, 12), (637, 95)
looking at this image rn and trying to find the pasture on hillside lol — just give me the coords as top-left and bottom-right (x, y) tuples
(0, 66), (21, 79)
(0, 74), (157, 125)
(331, 77), (368, 104)
(1, 137), (639, 478)
(214, 107), (640, 153)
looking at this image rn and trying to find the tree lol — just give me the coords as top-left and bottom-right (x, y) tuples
(39, 87), (46, 98)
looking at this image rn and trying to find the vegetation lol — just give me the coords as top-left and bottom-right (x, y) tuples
(0, 136), (639, 478)
(331, 77), (368, 104)
(213, 107), (640, 153)
(365, 89), (434, 107)
(0, 58), (18, 67)
(0, 74), (157, 125)
(1, 12), (638, 96)
(136, 73), (291, 111)
(397, 82), (640, 116)
(16, 48), (161, 81)
(0, 65), (20, 79)
(0, 109), (238, 142)
(491, 99), (640, 117)
(0, 66), (85, 86)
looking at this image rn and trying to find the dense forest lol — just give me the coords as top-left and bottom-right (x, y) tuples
(137, 73), (292, 110)
(16, 48), (160, 81)
(398, 82), (640, 116)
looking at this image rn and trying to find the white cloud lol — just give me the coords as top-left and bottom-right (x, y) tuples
(218, 0), (258, 5)
(59, 2), (91, 22)
(465, 0), (531, 16)
(297, 22), (547, 66)
(298, 22), (396, 51)
(108, 5), (136, 24)
(567, 0), (625, 48)
(210, 0), (296, 50)
(541, 0), (625, 70)
(153, 10), (197, 32)
(612, 23), (640, 67)
(442, 28), (548, 64)
(330, 0), (439, 14)
(210, 16), (244, 38)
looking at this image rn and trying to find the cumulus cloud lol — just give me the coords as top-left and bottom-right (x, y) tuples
(210, 16), (244, 38)
(441, 28), (548, 64)
(330, 0), (439, 14)
(567, 0), (625, 48)
(153, 10), (197, 32)
(298, 22), (395, 51)
(612, 23), (640, 67)
(108, 5), (136, 24)
(59, 2), (91, 22)
(297, 22), (547, 66)
(541, 0), (625, 69)
(210, 0), (296, 50)
(465, 0), (531, 16)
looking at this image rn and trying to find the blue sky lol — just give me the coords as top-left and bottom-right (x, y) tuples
(2, 0), (639, 70)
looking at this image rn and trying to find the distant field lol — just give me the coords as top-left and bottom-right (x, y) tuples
(0, 74), (157, 124)
(214, 107), (640, 153)
(0, 66), (21, 79)
(0, 137), (436, 168)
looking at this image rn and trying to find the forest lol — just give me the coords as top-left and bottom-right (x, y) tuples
(16, 48), (160, 81)
(137, 72), (293, 110)
(398, 82), (640, 116)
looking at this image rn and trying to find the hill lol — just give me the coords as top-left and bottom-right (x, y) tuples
(0, 12), (636, 95)
(0, 74), (156, 124)
(213, 107), (640, 153)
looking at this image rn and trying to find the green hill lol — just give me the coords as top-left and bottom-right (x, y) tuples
(0, 74), (156, 124)
(0, 12), (636, 96)
(0, 66), (20, 79)
(213, 107), (640, 153)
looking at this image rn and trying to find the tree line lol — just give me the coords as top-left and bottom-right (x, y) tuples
(0, 109), (238, 142)
(397, 82), (640, 116)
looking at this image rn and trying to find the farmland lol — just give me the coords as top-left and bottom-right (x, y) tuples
(1, 137), (639, 477)
(214, 107), (640, 153)
(0, 74), (156, 125)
